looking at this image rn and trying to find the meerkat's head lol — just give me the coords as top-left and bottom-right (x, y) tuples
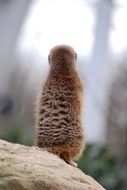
(48, 45), (77, 67)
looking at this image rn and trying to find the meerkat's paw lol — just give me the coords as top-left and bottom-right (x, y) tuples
(64, 158), (78, 167)
(69, 161), (78, 167)
(60, 153), (78, 167)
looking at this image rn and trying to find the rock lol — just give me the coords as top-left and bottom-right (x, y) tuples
(0, 139), (105, 190)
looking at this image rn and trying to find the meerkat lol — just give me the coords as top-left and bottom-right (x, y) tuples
(35, 45), (85, 167)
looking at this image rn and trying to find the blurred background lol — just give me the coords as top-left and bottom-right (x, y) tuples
(0, 0), (127, 189)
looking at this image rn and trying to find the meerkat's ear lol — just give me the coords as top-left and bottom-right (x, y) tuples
(75, 52), (77, 60)
(48, 54), (51, 64)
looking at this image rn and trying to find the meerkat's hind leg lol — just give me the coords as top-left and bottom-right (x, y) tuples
(60, 153), (78, 167)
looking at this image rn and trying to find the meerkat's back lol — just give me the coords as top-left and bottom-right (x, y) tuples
(35, 45), (85, 166)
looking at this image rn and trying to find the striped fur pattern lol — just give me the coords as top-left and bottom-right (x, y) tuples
(35, 45), (85, 166)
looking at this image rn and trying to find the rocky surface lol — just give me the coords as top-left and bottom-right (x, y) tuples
(0, 139), (105, 190)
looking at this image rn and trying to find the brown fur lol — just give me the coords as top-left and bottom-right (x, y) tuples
(35, 45), (85, 166)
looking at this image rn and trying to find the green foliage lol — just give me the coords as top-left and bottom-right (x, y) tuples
(78, 144), (126, 190)
(0, 122), (33, 146)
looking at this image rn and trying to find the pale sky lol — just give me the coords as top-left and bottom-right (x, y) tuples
(111, 7), (127, 54)
(18, 0), (94, 57)
(18, 0), (127, 57)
